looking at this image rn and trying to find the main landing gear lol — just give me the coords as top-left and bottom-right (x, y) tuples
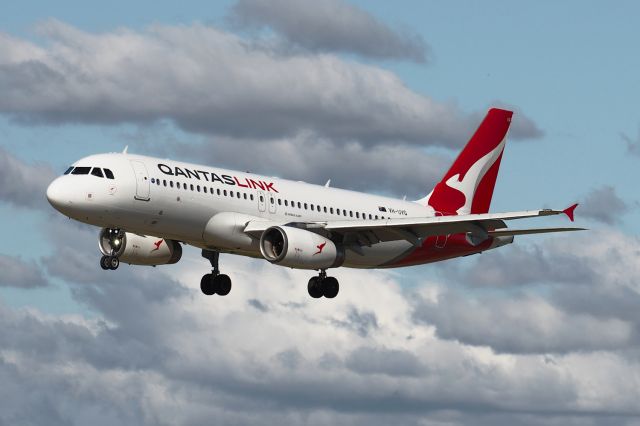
(307, 270), (339, 299)
(100, 228), (122, 271)
(200, 250), (232, 296)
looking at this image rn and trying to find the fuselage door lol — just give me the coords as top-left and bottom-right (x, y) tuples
(257, 190), (266, 212)
(130, 160), (150, 201)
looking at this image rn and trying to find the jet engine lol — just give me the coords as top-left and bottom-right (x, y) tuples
(260, 226), (344, 270)
(99, 228), (182, 266)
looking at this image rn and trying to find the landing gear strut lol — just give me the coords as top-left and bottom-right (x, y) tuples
(308, 270), (339, 299)
(100, 228), (122, 271)
(201, 249), (232, 296)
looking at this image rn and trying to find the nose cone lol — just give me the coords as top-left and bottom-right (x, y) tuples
(46, 178), (68, 212)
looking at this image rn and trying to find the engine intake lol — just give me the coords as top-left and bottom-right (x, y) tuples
(99, 229), (182, 266)
(260, 226), (344, 270)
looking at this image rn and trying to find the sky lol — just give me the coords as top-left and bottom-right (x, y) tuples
(0, 1), (639, 425)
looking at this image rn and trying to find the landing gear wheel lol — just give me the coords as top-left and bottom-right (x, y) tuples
(215, 274), (232, 296)
(307, 276), (323, 298)
(100, 255), (109, 270)
(200, 273), (217, 295)
(108, 256), (120, 270)
(322, 277), (339, 299)
(201, 250), (232, 296)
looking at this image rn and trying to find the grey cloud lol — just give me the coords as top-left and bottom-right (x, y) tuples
(345, 346), (425, 376)
(441, 243), (595, 288)
(0, 21), (539, 147)
(0, 146), (55, 209)
(229, 0), (429, 62)
(580, 185), (628, 224)
(414, 289), (634, 354)
(0, 254), (49, 288)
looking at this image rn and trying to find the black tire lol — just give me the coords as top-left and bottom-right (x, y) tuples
(322, 277), (339, 299)
(216, 274), (232, 296)
(307, 276), (323, 299)
(200, 273), (216, 295)
(100, 256), (109, 270)
(108, 256), (120, 270)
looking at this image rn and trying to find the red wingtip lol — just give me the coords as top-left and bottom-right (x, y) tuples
(562, 203), (578, 222)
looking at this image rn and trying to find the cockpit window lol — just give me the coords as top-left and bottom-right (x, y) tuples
(64, 167), (74, 175)
(71, 167), (91, 175)
(91, 168), (104, 178)
(103, 169), (115, 179)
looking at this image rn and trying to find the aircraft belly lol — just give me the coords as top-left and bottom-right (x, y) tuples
(342, 240), (413, 268)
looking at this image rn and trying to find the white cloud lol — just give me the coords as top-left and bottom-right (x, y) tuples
(0, 146), (55, 209)
(229, 0), (429, 62)
(0, 20), (541, 147)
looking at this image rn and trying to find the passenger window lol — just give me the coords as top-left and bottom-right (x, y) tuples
(64, 167), (74, 175)
(103, 169), (115, 179)
(238, 192), (241, 198)
(270, 197), (274, 204)
(310, 204), (314, 211)
(217, 189), (221, 195)
(170, 181), (174, 188)
(330, 208), (334, 214)
(278, 198), (281, 205)
(230, 191), (234, 198)
(356, 212), (360, 219)
(163, 180), (167, 187)
(250, 194), (254, 201)
(244, 193), (247, 200)
(350, 211), (353, 218)
(224, 190), (227, 196)
(203, 187), (207, 194)
(260, 195), (264, 202)
(197, 185), (200, 192)
(284, 200), (288, 207)
(190, 184), (194, 191)
(71, 167), (91, 175)
(90, 168), (104, 178)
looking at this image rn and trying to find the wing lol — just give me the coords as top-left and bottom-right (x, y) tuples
(243, 205), (586, 248)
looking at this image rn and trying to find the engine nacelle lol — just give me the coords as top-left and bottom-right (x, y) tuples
(260, 226), (344, 270)
(99, 229), (182, 266)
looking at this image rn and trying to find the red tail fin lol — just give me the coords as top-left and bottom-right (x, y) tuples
(419, 108), (513, 215)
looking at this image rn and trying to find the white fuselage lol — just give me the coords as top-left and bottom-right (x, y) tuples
(46, 153), (442, 268)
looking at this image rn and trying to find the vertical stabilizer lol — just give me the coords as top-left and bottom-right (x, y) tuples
(418, 108), (513, 215)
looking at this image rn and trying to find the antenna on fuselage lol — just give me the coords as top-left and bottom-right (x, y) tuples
(122, 145), (129, 154)
(325, 179), (331, 187)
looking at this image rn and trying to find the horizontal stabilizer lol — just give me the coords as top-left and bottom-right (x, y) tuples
(488, 227), (587, 237)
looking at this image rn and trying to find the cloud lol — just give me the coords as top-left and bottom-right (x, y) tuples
(414, 288), (633, 354)
(0, 20), (539, 148)
(228, 0), (429, 63)
(0, 146), (56, 209)
(579, 185), (629, 224)
(0, 254), (49, 288)
(1, 220), (639, 424)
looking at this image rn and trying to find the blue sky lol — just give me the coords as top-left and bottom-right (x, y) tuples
(0, 1), (639, 425)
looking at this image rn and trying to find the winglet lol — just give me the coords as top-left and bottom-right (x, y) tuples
(562, 203), (578, 222)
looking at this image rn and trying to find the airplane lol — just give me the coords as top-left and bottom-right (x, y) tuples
(46, 108), (584, 299)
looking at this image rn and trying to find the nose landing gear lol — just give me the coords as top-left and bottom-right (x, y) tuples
(308, 270), (339, 299)
(100, 228), (123, 271)
(201, 250), (232, 296)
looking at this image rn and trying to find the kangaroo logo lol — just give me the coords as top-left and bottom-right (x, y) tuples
(314, 242), (327, 255)
(151, 239), (163, 252)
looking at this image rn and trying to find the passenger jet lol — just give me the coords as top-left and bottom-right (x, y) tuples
(46, 108), (583, 298)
